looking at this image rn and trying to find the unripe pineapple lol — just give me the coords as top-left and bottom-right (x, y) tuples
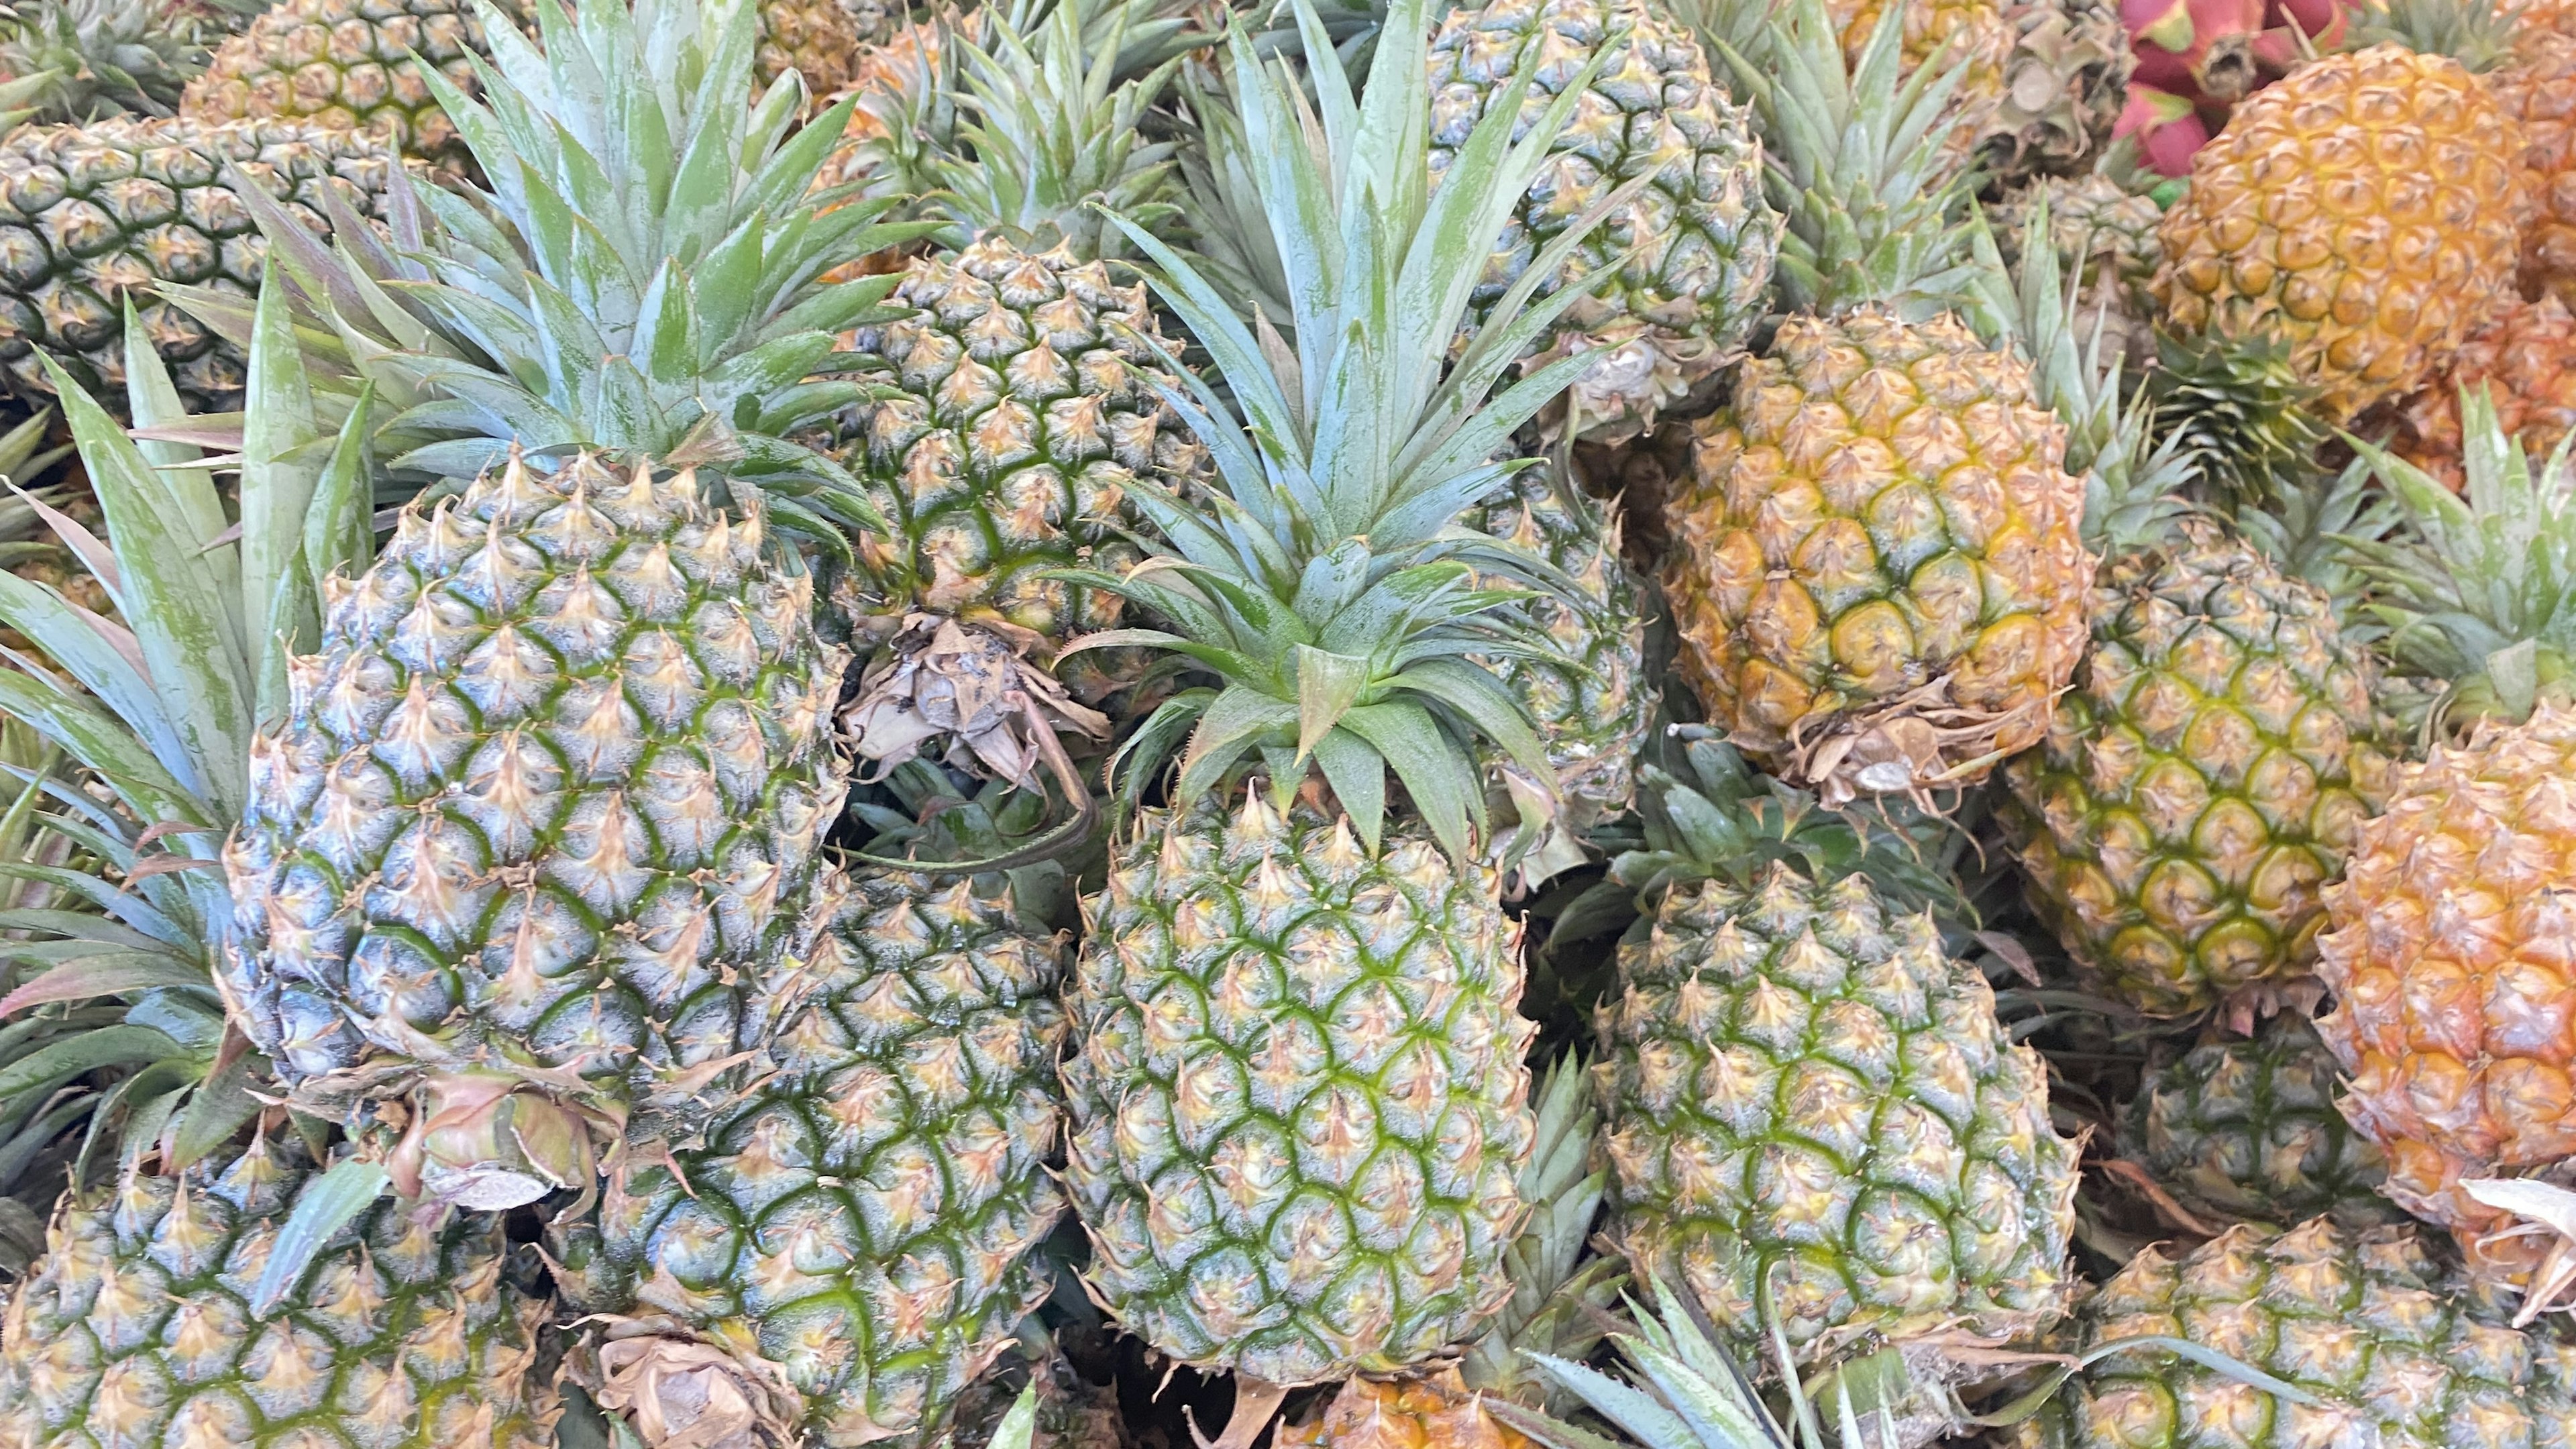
(553, 865), (1069, 1446)
(2010, 1218), (2576, 1449)
(1594, 862), (2082, 1375)
(2000, 521), (2393, 1016)
(2122, 1016), (2400, 1226)
(1463, 461), (1654, 830)
(0, 1133), (559, 1449)
(220, 450), (852, 1210)
(1993, 170), (2165, 371)
(1662, 0), (2093, 804)
(0, 115), (392, 411)
(1064, 793), (1538, 1384)
(2149, 43), (2525, 421)
(1427, 0), (1780, 439)
(2389, 292), (2576, 492)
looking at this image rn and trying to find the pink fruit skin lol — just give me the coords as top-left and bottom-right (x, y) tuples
(2127, 0), (2268, 102)
(2116, 85), (2215, 176)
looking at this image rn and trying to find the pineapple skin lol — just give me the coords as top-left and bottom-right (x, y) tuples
(2316, 703), (2576, 1283)
(2489, 30), (2576, 309)
(2021, 1218), (2576, 1449)
(2149, 44), (2526, 422)
(180, 0), (517, 167)
(1593, 865), (2081, 1364)
(1062, 792), (1539, 1385)
(0, 116), (392, 411)
(1276, 1369), (1534, 1449)
(1427, 0), (1779, 441)
(0, 1134), (559, 1449)
(2390, 292), (2576, 494)
(2122, 1015), (2400, 1227)
(1999, 525), (2391, 1017)
(553, 867), (1068, 1445)
(219, 451), (851, 1191)
(1664, 309), (2093, 799)
(180, 0), (885, 167)
(828, 235), (1205, 706)
(1462, 466), (1654, 824)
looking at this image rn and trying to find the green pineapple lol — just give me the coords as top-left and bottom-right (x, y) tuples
(1985, 193), (2397, 1019)
(2008, 1219), (2576, 1449)
(0, 1132), (559, 1449)
(0, 0), (221, 120)
(2122, 1016), (2400, 1227)
(1055, 0), (1618, 1386)
(195, 0), (917, 1208)
(1426, 0), (1780, 439)
(550, 857), (1070, 1444)
(0, 115), (392, 411)
(825, 0), (1206, 789)
(1590, 734), (2080, 1426)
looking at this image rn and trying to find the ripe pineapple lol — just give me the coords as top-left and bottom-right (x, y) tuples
(1426, 0), (1780, 439)
(550, 863), (1070, 1446)
(1664, 0), (2092, 804)
(180, 0), (883, 167)
(1056, 0), (1615, 1385)
(2123, 1016), (2400, 1226)
(1595, 857), (2081, 1388)
(0, 115), (392, 410)
(2326, 394), (2576, 1282)
(0, 1132), (559, 1449)
(2483, 28), (2576, 304)
(2012, 1218), (2576, 1449)
(1826, 0), (2013, 133)
(2388, 292), (2576, 492)
(2149, 43), (2525, 421)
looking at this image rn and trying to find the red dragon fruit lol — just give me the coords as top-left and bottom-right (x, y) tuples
(2121, 0), (2353, 174)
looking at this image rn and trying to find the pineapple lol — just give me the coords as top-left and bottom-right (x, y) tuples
(1274, 1057), (1623, 1448)
(549, 861), (1070, 1445)
(2324, 393), (2576, 1283)
(1055, 0), (1617, 1386)
(1594, 835), (2080, 1417)
(180, 0), (885, 166)
(2123, 1015), (2401, 1226)
(823, 0), (1209, 784)
(1462, 455), (1655, 845)
(219, 449), (852, 1208)
(2481, 25), (2576, 304)
(1985, 182), (2393, 1020)
(1663, 0), (2092, 804)
(2387, 291), (2576, 492)
(1992, 169), (2164, 371)
(0, 115), (392, 411)
(2148, 42), (2525, 421)
(1825, 0), (2013, 136)
(1426, 0), (1780, 439)
(2010, 1218), (2576, 1449)
(0, 1132), (560, 1449)
(202, 0), (910, 1208)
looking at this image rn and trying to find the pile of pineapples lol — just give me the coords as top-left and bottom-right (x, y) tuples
(0, 0), (2573, 1442)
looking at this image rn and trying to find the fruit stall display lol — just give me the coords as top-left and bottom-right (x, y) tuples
(0, 0), (2571, 1443)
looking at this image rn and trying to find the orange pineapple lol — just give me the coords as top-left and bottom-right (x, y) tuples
(2150, 44), (2524, 421)
(2390, 292), (2576, 491)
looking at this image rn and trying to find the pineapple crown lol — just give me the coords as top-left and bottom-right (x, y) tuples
(1053, 0), (1627, 860)
(0, 0), (208, 120)
(2351, 0), (2517, 69)
(0, 298), (377, 1184)
(909, 0), (1194, 258)
(2345, 390), (2576, 728)
(1459, 1051), (1623, 1411)
(167, 0), (926, 537)
(1714, 0), (1981, 316)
